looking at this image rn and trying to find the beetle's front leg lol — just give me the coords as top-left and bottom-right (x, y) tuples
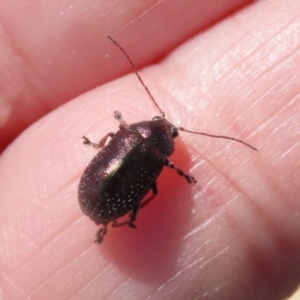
(165, 159), (197, 183)
(82, 132), (115, 148)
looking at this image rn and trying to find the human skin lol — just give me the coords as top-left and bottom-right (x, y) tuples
(0, 0), (300, 299)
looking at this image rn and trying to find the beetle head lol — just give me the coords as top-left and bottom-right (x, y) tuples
(129, 117), (179, 157)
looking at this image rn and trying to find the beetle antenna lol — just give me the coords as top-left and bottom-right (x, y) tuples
(178, 127), (258, 151)
(107, 35), (257, 152)
(107, 35), (165, 118)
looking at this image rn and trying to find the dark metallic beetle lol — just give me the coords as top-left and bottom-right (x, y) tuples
(78, 36), (257, 243)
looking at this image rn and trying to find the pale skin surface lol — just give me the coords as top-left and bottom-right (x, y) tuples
(0, 0), (300, 299)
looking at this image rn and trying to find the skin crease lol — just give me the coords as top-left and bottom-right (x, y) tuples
(0, 0), (300, 299)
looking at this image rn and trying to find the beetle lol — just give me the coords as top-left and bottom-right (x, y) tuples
(78, 35), (257, 244)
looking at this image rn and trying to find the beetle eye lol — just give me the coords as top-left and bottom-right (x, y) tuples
(171, 127), (179, 138)
(152, 116), (162, 121)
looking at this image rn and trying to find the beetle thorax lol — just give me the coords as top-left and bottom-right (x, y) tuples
(128, 117), (178, 157)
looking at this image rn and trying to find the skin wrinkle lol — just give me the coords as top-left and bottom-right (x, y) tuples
(186, 146), (250, 216)
(182, 211), (223, 240)
(21, 225), (82, 293)
(210, 278), (240, 298)
(280, 139), (300, 159)
(202, 31), (251, 88)
(138, 5), (253, 105)
(135, 70), (179, 119)
(257, 99), (299, 134)
(210, 9), (300, 92)
(271, 0), (299, 16)
(9, 205), (86, 293)
(234, 155), (297, 251)
(249, 90), (299, 139)
(34, 175), (78, 216)
(0, 232), (35, 297)
(251, 133), (297, 212)
(158, 16), (299, 144)
(19, 209), (83, 269)
(179, 238), (213, 270)
(1, 225), (38, 265)
(0, 217), (39, 269)
(115, 82), (159, 118)
(180, 170), (231, 241)
(202, 21), (300, 228)
(0, 103), (60, 173)
(177, 103), (256, 155)
(232, 68), (299, 140)
(225, 204), (290, 299)
(155, 246), (230, 293)
(29, 244), (96, 299)
(0, 270), (27, 300)
(185, 145), (230, 182)
(162, 30), (247, 103)
(0, 10), (48, 124)
(244, 30), (300, 89)
(0, 2), (102, 149)
(261, 144), (297, 214)
(245, 81), (300, 140)
(192, 148), (256, 205)
(106, 278), (132, 300)
(8, 275), (27, 299)
(189, 137), (298, 275)
(229, 168), (300, 295)
(69, 264), (117, 300)
(112, 0), (164, 36)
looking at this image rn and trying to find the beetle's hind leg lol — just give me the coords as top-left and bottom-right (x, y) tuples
(82, 132), (115, 148)
(94, 222), (109, 244)
(165, 159), (197, 183)
(111, 203), (139, 229)
(112, 183), (158, 229)
(139, 182), (158, 209)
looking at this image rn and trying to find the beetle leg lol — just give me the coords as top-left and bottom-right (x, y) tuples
(112, 203), (139, 229)
(139, 183), (158, 209)
(112, 183), (158, 229)
(112, 218), (137, 229)
(117, 183), (158, 219)
(82, 132), (115, 148)
(165, 159), (197, 183)
(94, 222), (109, 244)
(114, 111), (128, 127)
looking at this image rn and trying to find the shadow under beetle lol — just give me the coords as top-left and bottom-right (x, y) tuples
(78, 35), (258, 244)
